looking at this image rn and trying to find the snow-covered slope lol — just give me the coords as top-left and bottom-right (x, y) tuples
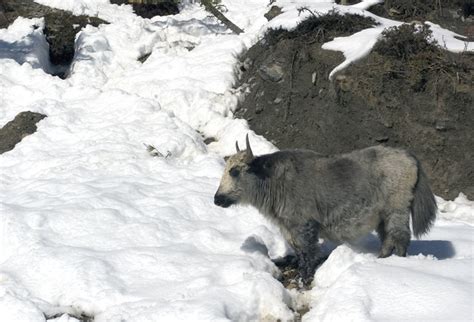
(1, 1), (473, 321)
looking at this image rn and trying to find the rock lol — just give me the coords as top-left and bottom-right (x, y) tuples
(138, 52), (152, 63)
(0, 111), (47, 154)
(258, 63), (284, 82)
(335, 74), (352, 92)
(255, 104), (264, 114)
(264, 5), (282, 21)
(204, 137), (216, 145)
(435, 120), (454, 131)
(240, 57), (253, 72)
(110, 1), (179, 18)
(389, 8), (402, 16)
(273, 97), (283, 104)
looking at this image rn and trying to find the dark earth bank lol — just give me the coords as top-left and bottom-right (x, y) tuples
(0, 111), (46, 154)
(235, 10), (474, 200)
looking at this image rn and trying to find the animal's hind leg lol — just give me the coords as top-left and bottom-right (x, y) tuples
(379, 209), (411, 258)
(376, 220), (386, 244)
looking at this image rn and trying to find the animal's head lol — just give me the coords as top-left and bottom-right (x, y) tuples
(214, 134), (256, 208)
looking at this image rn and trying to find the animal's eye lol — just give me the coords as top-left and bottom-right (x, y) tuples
(229, 167), (240, 178)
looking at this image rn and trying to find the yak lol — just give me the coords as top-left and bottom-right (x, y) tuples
(214, 135), (437, 283)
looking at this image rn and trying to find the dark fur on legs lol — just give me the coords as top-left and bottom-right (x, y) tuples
(273, 220), (327, 286)
(378, 209), (411, 258)
(294, 220), (326, 284)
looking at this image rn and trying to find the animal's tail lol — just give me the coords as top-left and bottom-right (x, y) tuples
(410, 156), (437, 238)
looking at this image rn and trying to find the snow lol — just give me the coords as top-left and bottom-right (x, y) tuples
(350, 0), (384, 11)
(305, 241), (473, 321)
(427, 21), (474, 52)
(322, 26), (387, 80)
(1, 0), (473, 321)
(303, 194), (474, 321)
(0, 17), (53, 74)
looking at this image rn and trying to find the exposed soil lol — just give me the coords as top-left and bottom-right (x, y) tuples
(368, 0), (474, 40)
(235, 14), (474, 200)
(110, 0), (179, 18)
(0, 111), (46, 154)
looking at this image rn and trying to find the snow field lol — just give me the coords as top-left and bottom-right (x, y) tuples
(0, 0), (473, 321)
(1, 3), (291, 321)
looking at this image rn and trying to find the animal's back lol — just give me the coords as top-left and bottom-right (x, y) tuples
(279, 146), (418, 241)
(364, 146), (418, 210)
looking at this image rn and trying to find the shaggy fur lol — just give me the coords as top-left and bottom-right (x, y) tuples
(214, 136), (437, 282)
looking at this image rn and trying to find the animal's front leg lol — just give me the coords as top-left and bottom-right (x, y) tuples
(293, 219), (324, 285)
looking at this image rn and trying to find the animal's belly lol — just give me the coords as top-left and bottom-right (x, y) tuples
(321, 211), (380, 242)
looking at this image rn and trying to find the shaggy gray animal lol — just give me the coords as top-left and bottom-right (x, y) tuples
(214, 135), (437, 282)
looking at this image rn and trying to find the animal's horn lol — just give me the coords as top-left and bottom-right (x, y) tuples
(245, 134), (254, 159)
(236, 141), (240, 152)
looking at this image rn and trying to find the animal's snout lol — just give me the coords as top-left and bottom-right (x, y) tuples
(214, 193), (234, 208)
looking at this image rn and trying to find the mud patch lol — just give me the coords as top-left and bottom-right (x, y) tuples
(236, 16), (473, 199)
(0, 111), (47, 154)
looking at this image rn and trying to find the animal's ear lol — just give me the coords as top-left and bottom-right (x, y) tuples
(248, 156), (286, 179)
(248, 157), (271, 179)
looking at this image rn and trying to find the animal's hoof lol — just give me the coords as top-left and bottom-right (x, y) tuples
(273, 255), (298, 269)
(378, 246), (394, 258)
(378, 252), (391, 258)
(299, 271), (314, 287)
(297, 265), (315, 286)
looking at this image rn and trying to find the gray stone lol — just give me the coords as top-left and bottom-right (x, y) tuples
(258, 63), (284, 82)
(264, 6), (282, 21)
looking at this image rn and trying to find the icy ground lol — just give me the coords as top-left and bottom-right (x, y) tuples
(0, 0), (473, 321)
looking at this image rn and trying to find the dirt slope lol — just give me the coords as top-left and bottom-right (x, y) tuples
(235, 12), (473, 200)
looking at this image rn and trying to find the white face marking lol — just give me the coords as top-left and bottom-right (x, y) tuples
(216, 151), (249, 196)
